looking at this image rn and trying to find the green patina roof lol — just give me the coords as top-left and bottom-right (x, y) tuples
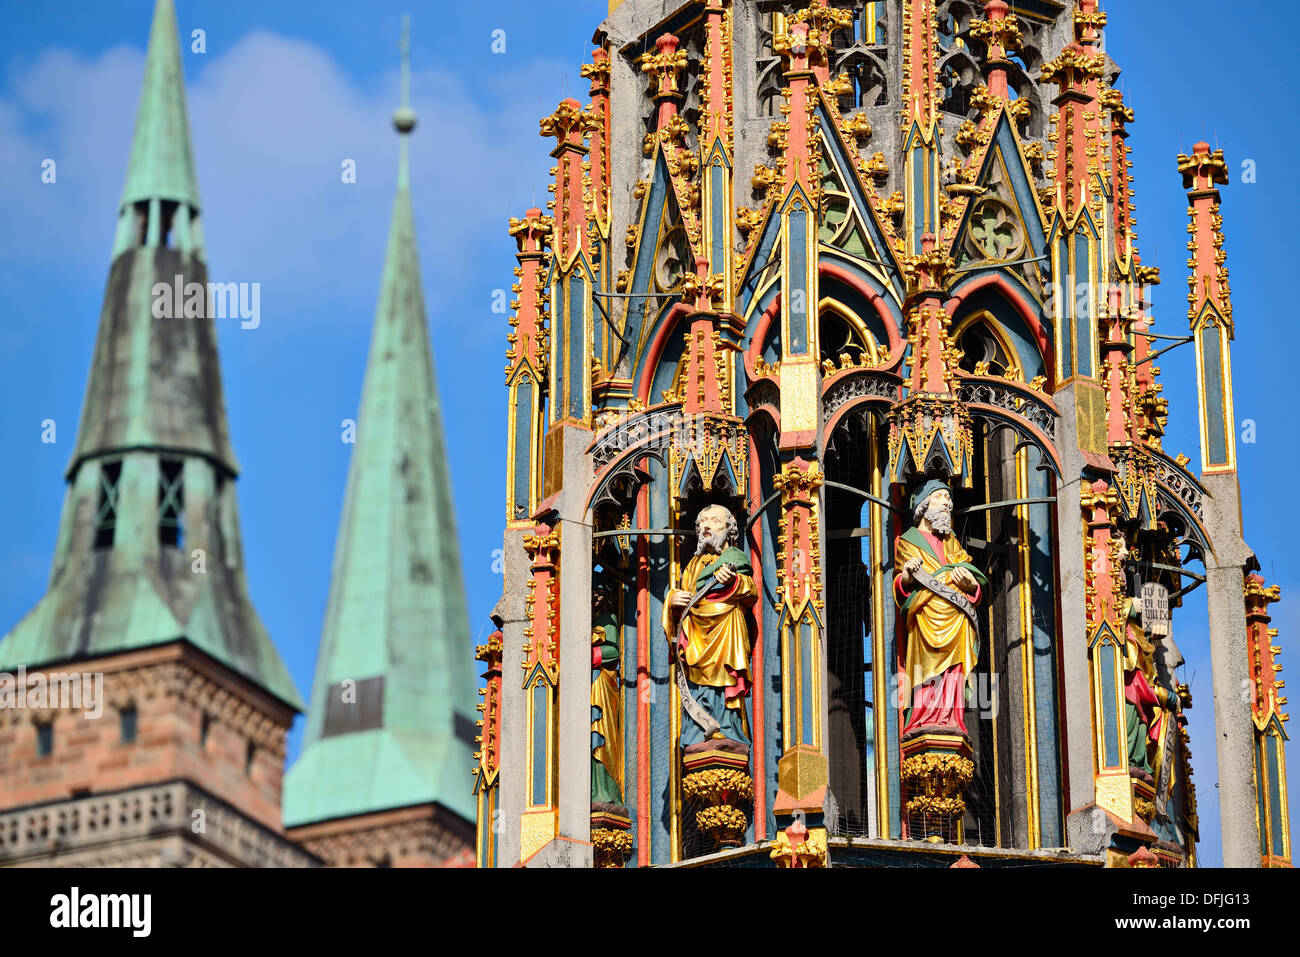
(69, 0), (236, 478)
(65, 248), (240, 480)
(283, 71), (478, 825)
(0, 0), (300, 713)
(120, 0), (200, 213)
(0, 560), (303, 712)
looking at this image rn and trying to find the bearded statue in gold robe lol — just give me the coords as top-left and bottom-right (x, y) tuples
(894, 479), (987, 737)
(662, 504), (756, 747)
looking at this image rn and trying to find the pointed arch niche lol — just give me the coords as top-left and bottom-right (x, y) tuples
(950, 287), (1061, 851)
(819, 282), (1063, 849)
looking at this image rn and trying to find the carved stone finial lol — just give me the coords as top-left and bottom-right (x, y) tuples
(641, 33), (688, 102)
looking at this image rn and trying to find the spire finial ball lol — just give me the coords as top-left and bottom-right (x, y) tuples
(393, 107), (417, 134)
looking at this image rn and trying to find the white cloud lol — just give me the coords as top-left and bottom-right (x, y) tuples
(0, 45), (142, 270)
(0, 30), (569, 337)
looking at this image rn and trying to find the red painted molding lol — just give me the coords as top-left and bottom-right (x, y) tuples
(636, 302), (693, 405)
(947, 273), (1054, 385)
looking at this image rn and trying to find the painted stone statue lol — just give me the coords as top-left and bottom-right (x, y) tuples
(663, 504), (756, 747)
(1120, 596), (1176, 776)
(591, 589), (623, 804)
(894, 479), (987, 737)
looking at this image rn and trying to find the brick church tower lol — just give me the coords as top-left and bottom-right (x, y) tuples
(0, 0), (313, 867)
(280, 21), (479, 868)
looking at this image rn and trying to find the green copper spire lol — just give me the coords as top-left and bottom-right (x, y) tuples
(0, 0), (301, 712)
(283, 19), (478, 826)
(79, 0), (234, 474)
(119, 0), (201, 215)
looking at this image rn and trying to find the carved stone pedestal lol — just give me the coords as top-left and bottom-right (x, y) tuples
(900, 729), (973, 843)
(769, 818), (828, 868)
(1130, 769), (1156, 825)
(590, 803), (633, 868)
(682, 739), (753, 849)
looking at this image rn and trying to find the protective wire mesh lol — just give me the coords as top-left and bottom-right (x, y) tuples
(653, 415), (1069, 863)
(820, 414), (1024, 848)
(824, 411), (878, 840)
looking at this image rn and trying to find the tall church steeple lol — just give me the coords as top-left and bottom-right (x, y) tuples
(0, 0), (294, 706)
(283, 18), (478, 866)
(0, 0), (310, 866)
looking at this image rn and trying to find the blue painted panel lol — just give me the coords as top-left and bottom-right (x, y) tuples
(911, 149), (926, 249)
(800, 618), (814, 746)
(1256, 736), (1269, 858)
(756, 435), (783, 840)
(1201, 328), (1228, 465)
(1058, 235), (1073, 379)
(1027, 461), (1063, 846)
(477, 798), (489, 864)
(882, 492), (900, 835)
(568, 273), (586, 420)
(1267, 733), (1285, 857)
(512, 378), (534, 514)
(788, 206), (809, 354)
(531, 679), (548, 805)
(711, 163), (726, 274)
(859, 501), (876, 808)
(489, 793), (498, 867)
(646, 458), (672, 863)
(1098, 641), (1120, 769)
(1073, 232), (1092, 378)
(552, 278), (566, 417)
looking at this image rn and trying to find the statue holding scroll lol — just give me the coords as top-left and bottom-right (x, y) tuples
(894, 479), (987, 737)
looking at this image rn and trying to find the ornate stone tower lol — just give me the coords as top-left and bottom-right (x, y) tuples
(483, 0), (1291, 868)
(281, 21), (479, 868)
(0, 0), (312, 867)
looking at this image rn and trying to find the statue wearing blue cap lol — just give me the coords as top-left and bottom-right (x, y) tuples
(894, 479), (988, 737)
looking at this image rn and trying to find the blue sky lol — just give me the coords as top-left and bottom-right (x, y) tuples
(0, 1), (1295, 867)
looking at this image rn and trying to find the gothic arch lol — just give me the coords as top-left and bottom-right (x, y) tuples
(820, 298), (885, 369)
(744, 263), (903, 375)
(949, 275), (1053, 385)
(1002, 60), (1048, 139)
(952, 311), (1024, 382)
(938, 49), (982, 118)
(635, 302), (692, 405)
(938, 0), (982, 32)
(835, 48), (891, 109)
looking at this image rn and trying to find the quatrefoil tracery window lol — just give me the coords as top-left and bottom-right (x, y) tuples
(968, 196), (1025, 264)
